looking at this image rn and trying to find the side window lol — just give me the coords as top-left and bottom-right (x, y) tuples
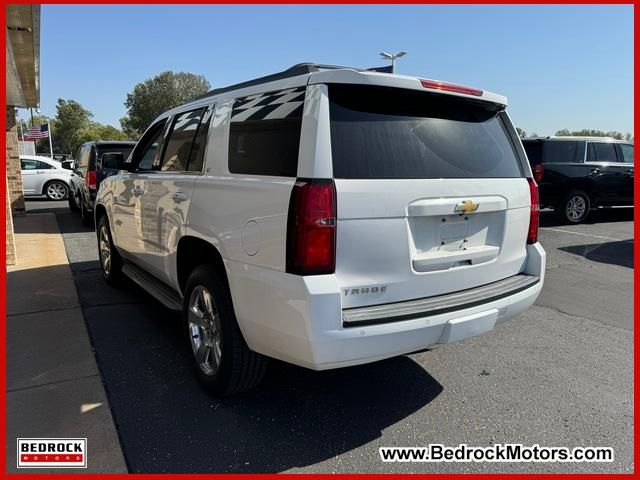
(586, 142), (617, 163)
(228, 86), (305, 177)
(188, 106), (213, 172)
(620, 144), (634, 164)
(542, 141), (584, 163)
(130, 121), (167, 172)
(21, 159), (37, 170)
(36, 161), (54, 169)
(160, 108), (205, 172)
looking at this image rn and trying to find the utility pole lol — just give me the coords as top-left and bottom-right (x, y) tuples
(379, 51), (407, 74)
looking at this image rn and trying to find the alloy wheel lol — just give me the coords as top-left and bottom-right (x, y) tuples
(566, 195), (587, 222)
(188, 285), (222, 376)
(98, 226), (111, 275)
(47, 182), (67, 200)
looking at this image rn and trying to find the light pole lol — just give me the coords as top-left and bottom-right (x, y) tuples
(379, 51), (407, 74)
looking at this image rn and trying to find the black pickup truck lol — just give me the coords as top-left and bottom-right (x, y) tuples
(522, 137), (634, 223)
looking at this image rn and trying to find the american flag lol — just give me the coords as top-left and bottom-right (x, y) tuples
(24, 123), (49, 140)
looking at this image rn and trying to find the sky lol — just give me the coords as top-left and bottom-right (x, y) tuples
(27, 4), (633, 137)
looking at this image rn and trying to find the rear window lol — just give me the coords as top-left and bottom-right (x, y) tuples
(98, 145), (134, 165)
(522, 141), (542, 164)
(328, 84), (522, 179)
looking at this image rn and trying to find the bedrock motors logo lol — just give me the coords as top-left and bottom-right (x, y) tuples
(17, 438), (87, 468)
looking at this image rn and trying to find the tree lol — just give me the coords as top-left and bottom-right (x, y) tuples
(516, 127), (526, 138)
(52, 99), (93, 154)
(74, 123), (131, 149)
(625, 132), (633, 142)
(554, 129), (625, 140)
(120, 71), (211, 137)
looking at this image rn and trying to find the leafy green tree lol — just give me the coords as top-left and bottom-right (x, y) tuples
(52, 99), (93, 154)
(516, 127), (526, 138)
(120, 71), (211, 137)
(73, 123), (131, 151)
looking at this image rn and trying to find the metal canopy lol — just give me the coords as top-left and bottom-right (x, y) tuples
(6, 5), (40, 108)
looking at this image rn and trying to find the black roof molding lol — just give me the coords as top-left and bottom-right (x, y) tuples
(197, 63), (363, 100)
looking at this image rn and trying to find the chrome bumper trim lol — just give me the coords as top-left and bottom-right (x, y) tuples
(342, 273), (539, 327)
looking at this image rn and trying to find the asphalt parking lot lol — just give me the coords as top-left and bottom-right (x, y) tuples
(26, 199), (634, 473)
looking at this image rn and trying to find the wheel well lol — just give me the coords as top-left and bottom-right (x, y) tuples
(94, 204), (107, 225)
(176, 236), (227, 295)
(42, 179), (69, 195)
(566, 180), (594, 197)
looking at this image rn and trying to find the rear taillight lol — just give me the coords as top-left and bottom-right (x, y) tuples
(533, 164), (544, 183)
(286, 179), (336, 275)
(527, 178), (539, 244)
(420, 79), (483, 97)
(87, 170), (97, 190)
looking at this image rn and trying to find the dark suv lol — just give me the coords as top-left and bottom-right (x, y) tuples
(522, 137), (634, 223)
(69, 141), (135, 226)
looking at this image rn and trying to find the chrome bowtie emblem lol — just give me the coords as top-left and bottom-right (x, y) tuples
(454, 200), (480, 214)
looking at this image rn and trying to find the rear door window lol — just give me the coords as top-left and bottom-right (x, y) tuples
(228, 87), (305, 177)
(586, 142), (617, 163)
(187, 106), (213, 172)
(161, 108), (205, 172)
(328, 84), (522, 179)
(541, 141), (585, 163)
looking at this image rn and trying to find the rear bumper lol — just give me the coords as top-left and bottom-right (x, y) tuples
(227, 243), (546, 370)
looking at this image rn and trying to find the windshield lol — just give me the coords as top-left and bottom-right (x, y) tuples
(328, 84), (523, 179)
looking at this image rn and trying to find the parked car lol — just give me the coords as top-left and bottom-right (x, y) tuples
(95, 63), (545, 395)
(69, 141), (135, 226)
(20, 154), (72, 200)
(522, 136), (634, 223)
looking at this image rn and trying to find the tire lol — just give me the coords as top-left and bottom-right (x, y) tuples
(97, 215), (123, 285)
(44, 180), (69, 201)
(80, 197), (93, 227)
(555, 190), (591, 224)
(68, 192), (79, 212)
(183, 265), (268, 396)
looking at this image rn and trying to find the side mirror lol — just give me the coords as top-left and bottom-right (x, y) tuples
(101, 152), (125, 171)
(61, 160), (74, 170)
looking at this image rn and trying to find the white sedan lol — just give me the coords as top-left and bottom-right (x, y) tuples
(20, 155), (73, 200)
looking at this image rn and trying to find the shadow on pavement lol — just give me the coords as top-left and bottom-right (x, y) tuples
(560, 240), (634, 269)
(540, 208), (634, 228)
(83, 298), (442, 473)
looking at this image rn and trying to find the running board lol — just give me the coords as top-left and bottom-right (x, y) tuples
(122, 263), (183, 311)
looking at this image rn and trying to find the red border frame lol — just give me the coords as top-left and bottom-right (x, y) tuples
(1, 2), (637, 478)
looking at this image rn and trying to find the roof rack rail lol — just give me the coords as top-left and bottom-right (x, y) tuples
(198, 62), (363, 99)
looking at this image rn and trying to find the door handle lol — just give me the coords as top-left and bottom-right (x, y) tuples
(171, 191), (188, 203)
(625, 169), (634, 176)
(36, 170), (45, 174)
(132, 186), (144, 196)
(589, 168), (600, 174)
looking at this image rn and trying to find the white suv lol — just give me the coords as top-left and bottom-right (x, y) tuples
(95, 63), (545, 395)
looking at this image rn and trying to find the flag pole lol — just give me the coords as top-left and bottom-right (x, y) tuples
(18, 115), (24, 142)
(47, 120), (54, 159)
